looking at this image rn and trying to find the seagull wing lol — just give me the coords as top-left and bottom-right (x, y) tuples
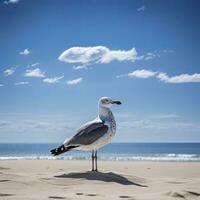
(65, 121), (109, 146)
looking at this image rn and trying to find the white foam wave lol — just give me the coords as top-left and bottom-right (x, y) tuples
(0, 154), (200, 162)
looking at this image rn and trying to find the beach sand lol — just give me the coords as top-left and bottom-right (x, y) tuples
(0, 160), (200, 200)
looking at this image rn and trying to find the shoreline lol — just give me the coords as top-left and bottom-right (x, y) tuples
(1, 158), (200, 163)
(1, 156), (200, 162)
(1, 143), (200, 162)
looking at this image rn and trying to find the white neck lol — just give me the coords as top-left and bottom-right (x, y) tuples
(98, 104), (113, 122)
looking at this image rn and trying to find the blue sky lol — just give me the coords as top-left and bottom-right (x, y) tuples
(0, 0), (200, 143)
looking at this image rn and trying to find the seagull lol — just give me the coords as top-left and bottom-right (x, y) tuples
(50, 97), (121, 171)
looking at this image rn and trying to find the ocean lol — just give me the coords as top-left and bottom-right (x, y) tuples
(0, 143), (200, 162)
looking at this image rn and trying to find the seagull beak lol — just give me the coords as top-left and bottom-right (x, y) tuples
(111, 100), (122, 105)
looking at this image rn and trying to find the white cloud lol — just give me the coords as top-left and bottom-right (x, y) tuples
(0, 119), (71, 135)
(128, 69), (157, 78)
(150, 114), (179, 119)
(15, 82), (29, 86)
(161, 49), (174, 53)
(19, 48), (31, 55)
(101, 48), (137, 63)
(121, 68), (200, 84)
(137, 52), (160, 61)
(117, 112), (200, 131)
(31, 63), (40, 67)
(73, 65), (88, 70)
(24, 68), (45, 78)
(67, 77), (82, 85)
(116, 74), (127, 78)
(137, 5), (145, 12)
(137, 50), (173, 61)
(145, 52), (159, 60)
(3, 68), (15, 76)
(0, 84), (4, 87)
(58, 46), (137, 65)
(4, 0), (20, 4)
(43, 75), (64, 84)
(157, 72), (200, 83)
(127, 119), (200, 130)
(0, 120), (10, 127)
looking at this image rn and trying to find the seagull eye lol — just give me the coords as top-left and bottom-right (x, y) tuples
(102, 99), (107, 104)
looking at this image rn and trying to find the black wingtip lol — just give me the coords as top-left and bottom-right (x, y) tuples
(50, 145), (78, 156)
(50, 145), (65, 156)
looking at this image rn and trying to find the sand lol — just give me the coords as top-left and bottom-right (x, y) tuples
(0, 160), (200, 200)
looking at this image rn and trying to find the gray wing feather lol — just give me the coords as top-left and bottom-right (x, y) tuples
(66, 121), (108, 146)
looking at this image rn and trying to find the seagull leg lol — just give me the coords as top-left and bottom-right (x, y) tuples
(94, 150), (98, 172)
(92, 150), (94, 171)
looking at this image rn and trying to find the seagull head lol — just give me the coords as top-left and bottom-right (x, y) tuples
(99, 97), (122, 108)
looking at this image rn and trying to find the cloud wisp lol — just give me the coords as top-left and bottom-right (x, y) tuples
(27, 63), (40, 68)
(15, 82), (29, 86)
(73, 65), (89, 70)
(137, 50), (173, 61)
(3, 67), (15, 76)
(144, 52), (160, 60)
(157, 72), (200, 83)
(67, 77), (83, 85)
(43, 75), (64, 84)
(118, 69), (200, 84)
(128, 69), (157, 78)
(58, 46), (137, 65)
(0, 84), (4, 87)
(0, 119), (71, 136)
(137, 5), (146, 12)
(19, 48), (31, 56)
(4, 0), (20, 4)
(117, 112), (200, 132)
(24, 68), (45, 78)
(136, 52), (160, 61)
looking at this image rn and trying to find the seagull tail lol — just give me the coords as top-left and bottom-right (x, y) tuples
(50, 145), (78, 156)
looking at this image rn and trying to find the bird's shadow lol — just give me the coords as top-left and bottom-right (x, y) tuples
(55, 171), (148, 187)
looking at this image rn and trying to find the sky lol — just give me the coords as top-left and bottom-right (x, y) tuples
(0, 0), (200, 143)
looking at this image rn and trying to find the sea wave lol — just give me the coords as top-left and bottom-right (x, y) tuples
(0, 154), (200, 161)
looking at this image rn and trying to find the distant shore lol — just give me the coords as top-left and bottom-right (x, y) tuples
(0, 160), (200, 199)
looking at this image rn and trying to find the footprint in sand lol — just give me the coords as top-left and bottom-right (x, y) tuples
(166, 191), (200, 199)
(119, 195), (132, 199)
(167, 181), (185, 184)
(0, 193), (14, 197)
(166, 191), (186, 199)
(76, 193), (84, 195)
(186, 191), (200, 197)
(0, 167), (10, 170)
(40, 178), (51, 180)
(0, 179), (10, 182)
(85, 194), (98, 196)
(48, 196), (67, 199)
